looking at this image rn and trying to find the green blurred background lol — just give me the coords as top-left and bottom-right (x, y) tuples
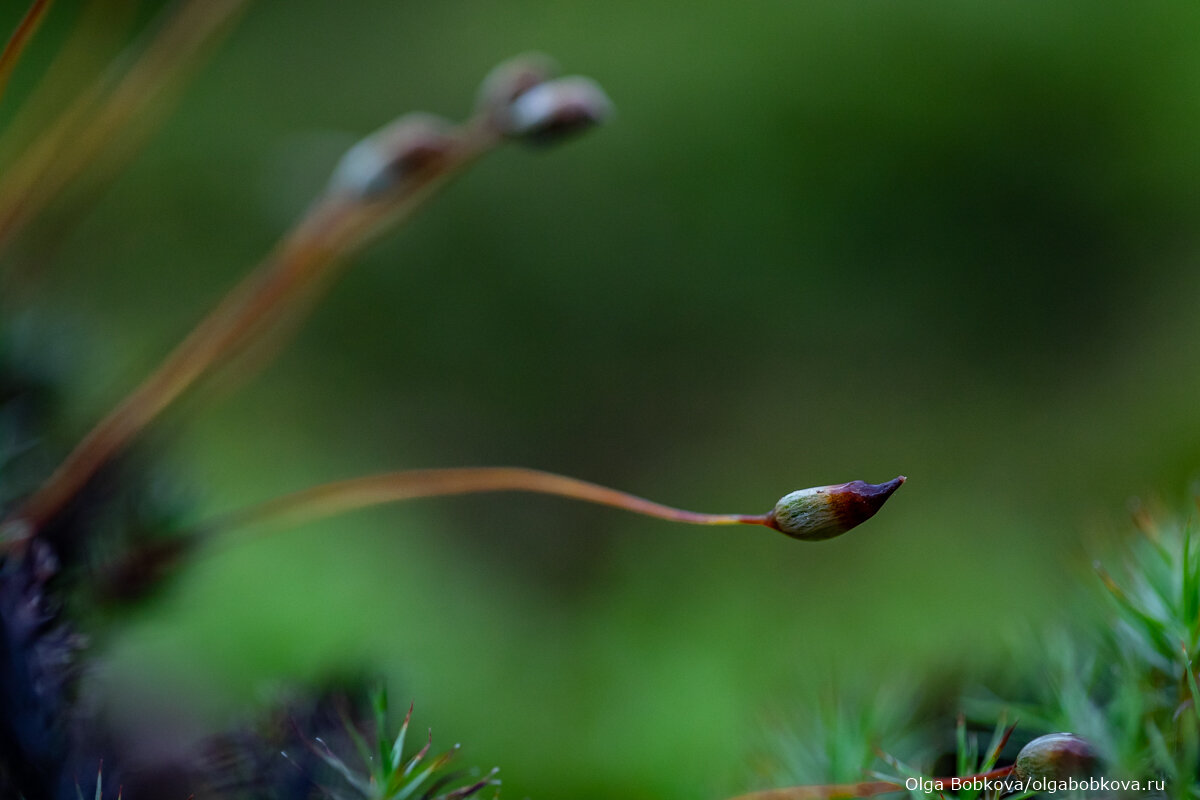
(6, 1), (1200, 797)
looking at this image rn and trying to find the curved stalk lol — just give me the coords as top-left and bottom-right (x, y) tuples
(5, 121), (498, 535)
(0, 0), (53, 106)
(0, 0), (249, 252)
(194, 470), (904, 545)
(205, 467), (772, 535)
(2, 54), (611, 538)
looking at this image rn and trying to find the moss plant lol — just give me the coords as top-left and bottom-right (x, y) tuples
(289, 689), (500, 800)
(9, 4), (1191, 800)
(732, 504), (1200, 800)
(0, 4), (905, 798)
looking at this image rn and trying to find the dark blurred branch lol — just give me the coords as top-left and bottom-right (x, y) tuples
(203, 466), (772, 535)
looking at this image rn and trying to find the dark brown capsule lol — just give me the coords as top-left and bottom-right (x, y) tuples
(1013, 733), (1100, 781)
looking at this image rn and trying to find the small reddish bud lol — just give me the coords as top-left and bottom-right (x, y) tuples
(1013, 733), (1100, 782)
(329, 113), (457, 199)
(765, 476), (905, 541)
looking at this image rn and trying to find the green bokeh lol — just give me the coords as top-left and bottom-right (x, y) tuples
(7, 1), (1200, 798)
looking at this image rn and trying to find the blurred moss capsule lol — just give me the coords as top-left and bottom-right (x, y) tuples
(502, 76), (613, 144)
(476, 52), (558, 119)
(1013, 733), (1099, 782)
(765, 477), (905, 541)
(329, 113), (457, 199)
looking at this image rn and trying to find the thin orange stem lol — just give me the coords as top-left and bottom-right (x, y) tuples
(7, 200), (345, 532)
(0, 0), (248, 253)
(206, 467), (772, 535)
(0, 0), (248, 251)
(0, 0), (53, 105)
(938, 765), (1014, 782)
(3, 124), (498, 535)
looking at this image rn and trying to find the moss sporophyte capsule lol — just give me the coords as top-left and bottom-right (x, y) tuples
(765, 477), (906, 541)
(1013, 733), (1100, 782)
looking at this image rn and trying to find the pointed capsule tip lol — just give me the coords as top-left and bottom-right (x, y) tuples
(830, 476), (906, 528)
